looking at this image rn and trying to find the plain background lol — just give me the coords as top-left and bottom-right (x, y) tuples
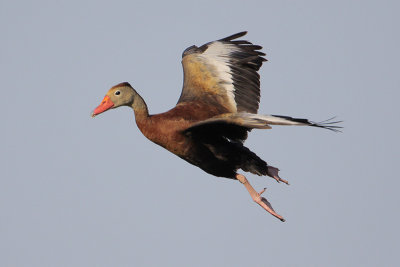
(1, 0), (399, 266)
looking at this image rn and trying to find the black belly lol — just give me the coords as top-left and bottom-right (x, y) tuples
(179, 140), (245, 179)
(180, 136), (268, 179)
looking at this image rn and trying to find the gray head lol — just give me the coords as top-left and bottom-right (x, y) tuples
(92, 82), (136, 117)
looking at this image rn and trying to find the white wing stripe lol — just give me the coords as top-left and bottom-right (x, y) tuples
(199, 42), (240, 112)
(244, 114), (305, 126)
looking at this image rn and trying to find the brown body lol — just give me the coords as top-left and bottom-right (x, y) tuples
(134, 99), (242, 177)
(136, 102), (226, 153)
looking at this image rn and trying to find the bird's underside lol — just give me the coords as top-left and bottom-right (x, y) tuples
(182, 129), (289, 221)
(92, 31), (342, 222)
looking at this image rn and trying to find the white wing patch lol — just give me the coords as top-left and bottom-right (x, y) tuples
(244, 114), (306, 126)
(198, 41), (240, 112)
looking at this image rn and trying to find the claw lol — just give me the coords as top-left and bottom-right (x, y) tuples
(258, 188), (266, 195)
(267, 166), (289, 185)
(274, 175), (289, 185)
(261, 197), (285, 222)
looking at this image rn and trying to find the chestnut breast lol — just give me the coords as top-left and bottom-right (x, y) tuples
(135, 101), (229, 156)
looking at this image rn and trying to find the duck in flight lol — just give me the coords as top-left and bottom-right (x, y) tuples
(92, 32), (341, 221)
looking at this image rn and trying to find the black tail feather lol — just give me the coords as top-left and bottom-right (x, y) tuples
(272, 115), (343, 132)
(309, 117), (343, 132)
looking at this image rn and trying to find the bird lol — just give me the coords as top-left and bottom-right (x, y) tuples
(91, 32), (341, 221)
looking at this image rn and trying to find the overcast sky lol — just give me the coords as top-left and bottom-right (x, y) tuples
(1, 0), (399, 266)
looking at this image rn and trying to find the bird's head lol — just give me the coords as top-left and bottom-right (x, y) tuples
(91, 82), (135, 117)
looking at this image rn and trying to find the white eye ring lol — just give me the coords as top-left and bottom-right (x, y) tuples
(115, 90), (121, 96)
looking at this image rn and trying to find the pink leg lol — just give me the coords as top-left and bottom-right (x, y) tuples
(267, 166), (289, 185)
(236, 174), (285, 222)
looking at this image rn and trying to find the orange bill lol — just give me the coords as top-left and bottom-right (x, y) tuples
(91, 95), (114, 117)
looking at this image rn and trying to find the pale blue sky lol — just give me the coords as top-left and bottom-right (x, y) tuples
(1, 0), (399, 266)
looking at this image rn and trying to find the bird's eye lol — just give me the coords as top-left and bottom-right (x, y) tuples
(115, 91), (121, 96)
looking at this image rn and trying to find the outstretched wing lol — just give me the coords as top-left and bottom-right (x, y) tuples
(177, 31), (266, 114)
(184, 113), (342, 142)
(186, 113), (342, 131)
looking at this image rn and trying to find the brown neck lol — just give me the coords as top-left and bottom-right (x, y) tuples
(130, 91), (150, 126)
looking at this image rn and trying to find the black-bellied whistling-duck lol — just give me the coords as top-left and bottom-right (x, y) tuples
(92, 32), (340, 221)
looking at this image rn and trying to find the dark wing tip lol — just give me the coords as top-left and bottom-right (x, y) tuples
(220, 31), (248, 41)
(272, 115), (343, 132)
(310, 117), (343, 132)
(219, 31), (266, 113)
(181, 31), (252, 58)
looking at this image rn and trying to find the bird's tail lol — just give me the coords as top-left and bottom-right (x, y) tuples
(239, 145), (286, 183)
(239, 145), (268, 176)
